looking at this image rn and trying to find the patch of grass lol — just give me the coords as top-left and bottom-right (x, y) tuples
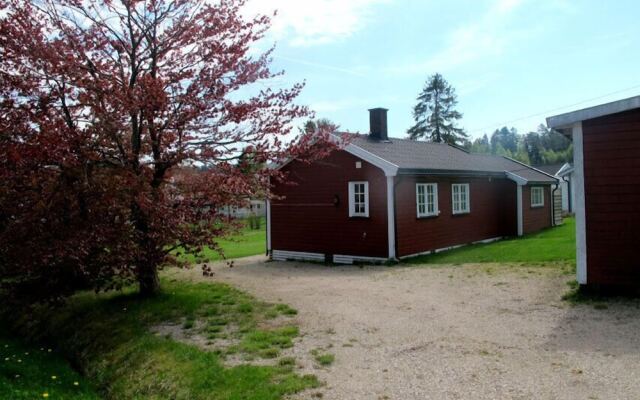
(405, 218), (576, 265)
(237, 302), (254, 313)
(313, 353), (335, 366)
(0, 333), (99, 400)
(241, 326), (299, 355)
(176, 217), (266, 264)
(259, 348), (280, 359)
(278, 357), (296, 367)
(561, 280), (640, 307)
(275, 304), (298, 316)
(182, 316), (196, 329)
(1, 278), (317, 400)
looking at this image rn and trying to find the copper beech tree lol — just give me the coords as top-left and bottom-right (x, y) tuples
(0, 0), (336, 300)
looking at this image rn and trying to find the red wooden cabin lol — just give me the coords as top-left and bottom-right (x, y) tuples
(547, 96), (640, 291)
(268, 108), (558, 264)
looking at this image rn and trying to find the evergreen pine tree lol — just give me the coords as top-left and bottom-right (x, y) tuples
(407, 73), (467, 145)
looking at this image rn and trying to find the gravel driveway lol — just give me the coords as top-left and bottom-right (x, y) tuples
(176, 256), (640, 400)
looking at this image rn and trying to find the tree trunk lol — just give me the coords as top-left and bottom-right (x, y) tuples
(138, 262), (160, 297)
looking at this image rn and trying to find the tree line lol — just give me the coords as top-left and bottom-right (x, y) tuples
(469, 125), (573, 165)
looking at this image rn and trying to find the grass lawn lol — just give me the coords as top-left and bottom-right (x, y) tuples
(2, 277), (318, 400)
(404, 217), (576, 265)
(0, 333), (100, 399)
(178, 217), (266, 264)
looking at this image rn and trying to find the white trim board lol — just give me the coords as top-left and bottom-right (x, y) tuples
(547, 95), (640, 129)
(342, 142), (399, 177)
(386, 176), (396, 259)
(516, 184), (523, 236)
(271, 134), (399, 178)
(266, 198), (272, 252)
(572, 122), (588, 285)
(506, 171), (528, 186)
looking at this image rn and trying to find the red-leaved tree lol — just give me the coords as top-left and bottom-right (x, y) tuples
(0, 0), (336, 300)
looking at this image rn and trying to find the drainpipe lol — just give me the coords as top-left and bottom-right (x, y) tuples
(516, 184), (524, 236)
(551, 183), (559, 226)
(265, 177), (271, 257)
(562, 175), (572, 213)
(393, 175), (403, 261)
(386, 175), (397, 261)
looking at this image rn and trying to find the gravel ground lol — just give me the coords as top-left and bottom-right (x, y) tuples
(173, 256), (640, 400)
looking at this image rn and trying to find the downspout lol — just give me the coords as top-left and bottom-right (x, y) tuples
(385, 175), (398, 261)
(516, 184), (524, 236)
(562, 175), (572, 213)
(265, 198), (270, 256)
(393, 175), (403, 261)
(265, 177), (271, 257)
(551, 183), (559, 226)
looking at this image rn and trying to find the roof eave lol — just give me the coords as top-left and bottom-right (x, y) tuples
(334, 134), (399, 177)
(546, 95), (640, 130)
(397, 168), (506, 177)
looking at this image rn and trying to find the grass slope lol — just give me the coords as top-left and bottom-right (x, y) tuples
(0, 333), (100, 399)
(178, 218), (266, 264)
(3, 278), (317, 400)
(405, 218), (576, 265)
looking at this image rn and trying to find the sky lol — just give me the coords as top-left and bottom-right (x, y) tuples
(243, 0), (640, 140)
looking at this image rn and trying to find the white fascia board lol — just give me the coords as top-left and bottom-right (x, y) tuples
(506, 171), (528, 186)
(342, 142), (399, 177)
(556, 162), (573, 177)
(547, 95), (640, 129)
(271, 134), (399, 177)
(558, 166), (575, 177)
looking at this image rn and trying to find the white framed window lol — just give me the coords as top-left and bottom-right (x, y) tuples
(416, 183), (438, 217)
(348, 181), (369, 217)
(452, 183), (470, 214)
(531, 186), (544, 207)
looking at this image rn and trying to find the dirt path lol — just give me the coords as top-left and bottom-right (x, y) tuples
(173, 257), (640, 400)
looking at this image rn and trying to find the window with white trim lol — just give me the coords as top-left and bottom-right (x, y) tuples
(452, 183), (470, 214)
(348, 181), (369, 217)
(416, 183), (438, 217)
(531, 186), (544, 207)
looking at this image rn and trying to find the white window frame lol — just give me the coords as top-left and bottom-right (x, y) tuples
(451, 183), (470, 214)
(531, 186), (544, 208)
(416, 183), (439, 218)
(348, 181), (369, 217)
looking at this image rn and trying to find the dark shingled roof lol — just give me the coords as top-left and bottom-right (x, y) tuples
(343, 134), (556, 183)
(533, 163), (566, 176)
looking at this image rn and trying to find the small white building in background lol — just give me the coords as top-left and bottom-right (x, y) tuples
(219, 199), (266, 218)
(534, 163), (574, 214)
(556, 163), (575, 214)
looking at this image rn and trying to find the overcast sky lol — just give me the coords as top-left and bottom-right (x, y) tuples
(244, 0), (640, 139)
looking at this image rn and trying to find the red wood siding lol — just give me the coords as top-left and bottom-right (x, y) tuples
(271, 150), (389, 258)
(582, 108), (640, 287)
(395, 176), (517, 257)
(522, 185), (552, 234)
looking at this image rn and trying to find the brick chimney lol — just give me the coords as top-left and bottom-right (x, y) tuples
(368, 108), (388, 141)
